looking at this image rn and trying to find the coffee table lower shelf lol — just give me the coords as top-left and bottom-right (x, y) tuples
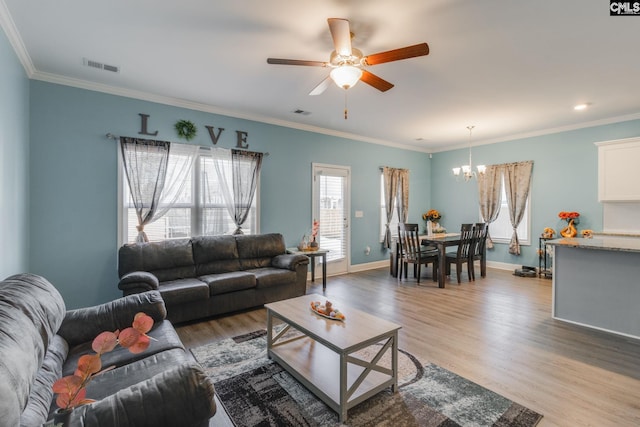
(268, 334), (396, 422)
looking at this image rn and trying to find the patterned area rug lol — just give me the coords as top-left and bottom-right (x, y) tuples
(191, 330), (542, 427)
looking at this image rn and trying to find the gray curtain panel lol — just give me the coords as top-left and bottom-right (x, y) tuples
(211, 148), (263, 235)
(230, 149), (263, 234)
(120, 137), (170, 243)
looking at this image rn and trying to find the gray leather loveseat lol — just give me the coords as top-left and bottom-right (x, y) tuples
(0, 273), (216, 427)
(118, 233), (309, 323)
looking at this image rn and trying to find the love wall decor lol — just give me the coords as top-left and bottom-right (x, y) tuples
(138, 113), (250, 149)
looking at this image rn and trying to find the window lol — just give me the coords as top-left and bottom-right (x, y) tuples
(119, 148), (258, 244)
(486, 176), (530, 245)
(380, 173), (400, 242)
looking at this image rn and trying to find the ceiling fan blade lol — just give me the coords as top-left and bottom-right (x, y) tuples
(327, 18), (352, 56)
(309, 76), (332, 96)
(363, 43), (429, 66)
(360, 70), (394, 92)
(267, 58), (328, 67)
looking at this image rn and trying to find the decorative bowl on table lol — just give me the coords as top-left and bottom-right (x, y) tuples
(310, 300), (346, 321)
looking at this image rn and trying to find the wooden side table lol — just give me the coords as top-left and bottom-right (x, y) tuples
(286, 248), (329, 291)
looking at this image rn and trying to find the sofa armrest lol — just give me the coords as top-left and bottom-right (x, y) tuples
(57, 291), (167, 346)
(118, 271), (159, 295)
(272, 253), (310, 271)
(68, 363), (216, 427)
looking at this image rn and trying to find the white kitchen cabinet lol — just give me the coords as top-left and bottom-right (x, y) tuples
(597, 137), (640, 201)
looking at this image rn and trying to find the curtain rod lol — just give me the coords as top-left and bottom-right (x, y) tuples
(105, 133), (269, 156)
(379, 166), (409, 172)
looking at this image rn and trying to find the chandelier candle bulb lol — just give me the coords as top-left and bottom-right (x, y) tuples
(453, 126), (485, 182)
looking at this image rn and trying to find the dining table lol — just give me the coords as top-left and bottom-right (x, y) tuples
(420, 233), (462, 288)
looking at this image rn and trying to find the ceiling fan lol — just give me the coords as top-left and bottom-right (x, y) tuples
(267, 18), (429, 96)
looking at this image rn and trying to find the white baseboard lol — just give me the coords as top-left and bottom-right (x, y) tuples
(349, 260), (389, 273)
(484, 260), (521, 271)
(307, 259), (521, 280)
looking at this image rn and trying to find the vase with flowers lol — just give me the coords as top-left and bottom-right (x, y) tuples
(309, 219), (320, 249)
(422, 209), (442, 236)
(558, 211), (580, 237)
(51, 312), (155, 423)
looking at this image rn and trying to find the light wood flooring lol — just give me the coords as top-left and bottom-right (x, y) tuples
(176, 267), (640, 427)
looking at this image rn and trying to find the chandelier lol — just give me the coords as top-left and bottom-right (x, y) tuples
(452, 126), (485, 181)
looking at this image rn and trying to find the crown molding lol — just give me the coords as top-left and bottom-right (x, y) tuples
(430, 112), (640, 153)
(0, 0), (35, 77)
(28, 69), (431, 154)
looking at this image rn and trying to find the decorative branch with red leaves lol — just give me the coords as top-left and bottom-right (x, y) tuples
(52, 312), (155, 411)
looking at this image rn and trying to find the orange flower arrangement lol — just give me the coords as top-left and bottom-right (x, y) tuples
(558, 211), (580, 223)
(422, 209), (441, 222)
(52, 312), (154, 410)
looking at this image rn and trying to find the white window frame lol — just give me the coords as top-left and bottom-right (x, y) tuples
(117, 146), (260, 247)
(484, 176), (531, 245)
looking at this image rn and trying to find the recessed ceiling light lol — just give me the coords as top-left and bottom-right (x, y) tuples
(574, 103), (590, 111)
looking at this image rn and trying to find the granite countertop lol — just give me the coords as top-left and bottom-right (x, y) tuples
(546, 236), (640, 253)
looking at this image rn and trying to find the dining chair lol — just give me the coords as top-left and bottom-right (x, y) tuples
(470, 222), (489, 280)
(397, 223), (439, 284)
(445, 223), (475, 283)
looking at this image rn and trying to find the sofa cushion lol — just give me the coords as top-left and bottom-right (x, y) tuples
(249, 268), (298, 289)
(62, 320), (185, 378)
(67, 361), (216, 427)
(192, 235), (239, 262)
(118, 239), (196, 282)
(192, 235), (241, 275)
(20, 335), (69, 427)
(159, 278), (210, 306)
(0, 273), (66, 427)
(77, 348), (193, 401)
(199, 272), (257, 295)
(58, 291), (167, 347)
(236, 233), (285, 259)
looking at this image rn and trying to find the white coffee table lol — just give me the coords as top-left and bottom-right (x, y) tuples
(265, 294), (401, 422)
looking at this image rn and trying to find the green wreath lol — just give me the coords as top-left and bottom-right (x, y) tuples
(174, 119), (197, 140)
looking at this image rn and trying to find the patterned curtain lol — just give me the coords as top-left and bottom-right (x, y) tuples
(397, 169), (410, 224)
(211, 148), (263, 235)
(120, 137), (170, 243)
(382, 167), (400, 249)
(503, 161), (534, 255)
(477, 164), (502, 249)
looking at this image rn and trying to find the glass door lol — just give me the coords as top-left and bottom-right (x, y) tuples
(312, 163), (350, 276)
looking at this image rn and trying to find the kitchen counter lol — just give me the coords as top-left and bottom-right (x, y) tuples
(546, 236), (640, 253)
(546, 236), (640, 339)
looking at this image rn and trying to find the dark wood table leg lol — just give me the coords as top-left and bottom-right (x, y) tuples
(322, 253), (327, 291)
(481, 246), (487, 278)
(310, 255), (316, 282)
(437, 244), (446, 288)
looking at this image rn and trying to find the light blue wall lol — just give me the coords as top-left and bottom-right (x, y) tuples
(431, 120), (640, 268)
(22, 69), (640, 309)
(29, 81), (431, 308)
(0, 28), (30, 278)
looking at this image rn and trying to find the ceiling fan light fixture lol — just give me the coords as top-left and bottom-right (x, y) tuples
(330, 65), (362, 90)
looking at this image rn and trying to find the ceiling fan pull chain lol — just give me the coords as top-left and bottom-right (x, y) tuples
(344, 91), (348, 120)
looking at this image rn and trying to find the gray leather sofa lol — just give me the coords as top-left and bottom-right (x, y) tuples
(118, 233), (309, 323)
(0, 273), (216, 427)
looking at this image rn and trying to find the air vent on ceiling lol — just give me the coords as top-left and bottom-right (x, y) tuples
(293, 109), (311, 116)
(83, 58), (120, 73)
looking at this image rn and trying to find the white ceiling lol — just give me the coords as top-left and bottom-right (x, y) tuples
(2, 1), (639, 152)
